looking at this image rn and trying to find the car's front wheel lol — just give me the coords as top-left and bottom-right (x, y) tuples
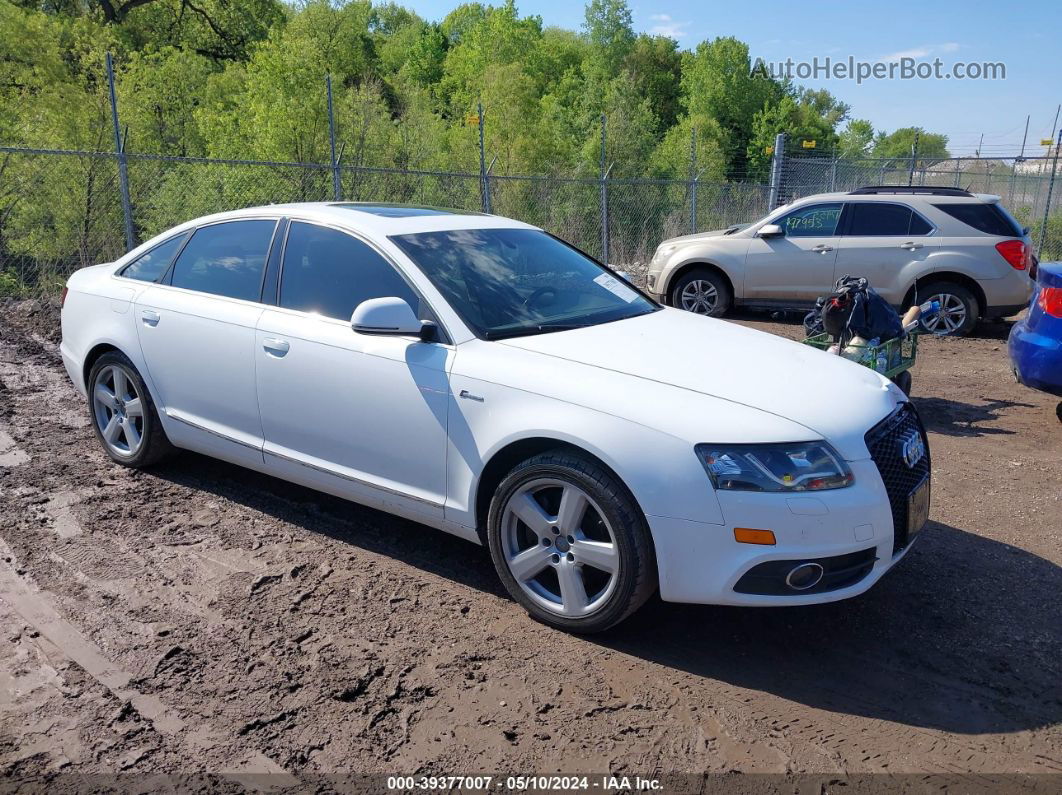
(487, 450), (656, 633)
(670, 268), (732, 317)
(88, 351), (174, 467)
(917, 282), (979, 336)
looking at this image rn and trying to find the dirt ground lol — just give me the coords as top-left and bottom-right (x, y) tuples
(0, 298), (1059, 789)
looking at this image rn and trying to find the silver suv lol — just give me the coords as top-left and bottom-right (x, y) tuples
(646, 186), (1035, 335)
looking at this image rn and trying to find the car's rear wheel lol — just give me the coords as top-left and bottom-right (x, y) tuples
(88, 351), (174, 467)
(487, 450), (656, 633)
(670, 268), (731, 317)
(917, 282), (979, 336)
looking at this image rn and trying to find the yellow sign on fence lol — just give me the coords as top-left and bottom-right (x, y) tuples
(1042, 138), (1055, 147)
(801, 140), (817, 149)
(466, 113), (480, 127)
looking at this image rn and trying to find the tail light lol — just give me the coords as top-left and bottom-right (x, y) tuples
(60, 287), (69, 308)
(995, 240), (1029, 270)
(1037, 286), (1062, 318)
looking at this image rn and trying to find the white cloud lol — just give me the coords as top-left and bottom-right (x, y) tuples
(648, 13), (690, 39)
(878, 42), (961, 62)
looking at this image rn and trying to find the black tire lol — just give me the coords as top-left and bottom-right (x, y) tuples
(486, 449), (656, 633)
(669, 267), (732, 317)
(892, 370), (913, 396)
(87, 351), (175, 468)
(916, 282), (979, 336)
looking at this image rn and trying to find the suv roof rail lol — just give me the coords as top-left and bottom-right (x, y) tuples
(848, 185), (974, 197)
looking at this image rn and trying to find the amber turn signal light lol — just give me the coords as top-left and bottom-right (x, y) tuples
(734, 528), (776, 545)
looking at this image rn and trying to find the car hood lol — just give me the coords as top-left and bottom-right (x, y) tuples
(663, 226), (743, 245)
(500, 308), (902, 460)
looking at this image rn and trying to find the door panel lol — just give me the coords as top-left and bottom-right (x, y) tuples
(255, 310), (453, 519)
(134, 286), (265, 465)
(744, 203), (843, 303)
(834, 202), (937, 304)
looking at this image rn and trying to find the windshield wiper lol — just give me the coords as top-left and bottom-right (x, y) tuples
(483, 323), (593, 340)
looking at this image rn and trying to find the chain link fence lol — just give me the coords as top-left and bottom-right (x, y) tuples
(2, 143), (1060, 297)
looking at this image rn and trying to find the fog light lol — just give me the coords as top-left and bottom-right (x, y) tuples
(785, 562), (824, 591)
(734, 528), (776, 545)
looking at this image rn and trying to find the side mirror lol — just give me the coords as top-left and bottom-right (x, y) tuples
(351, 297), (432, 341)
(758, 223), (784, 239)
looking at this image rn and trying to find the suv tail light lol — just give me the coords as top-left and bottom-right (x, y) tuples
(1037, 286), (1062, 318)
(60, 286), (68, 308)
(995, 240), (1029, 270)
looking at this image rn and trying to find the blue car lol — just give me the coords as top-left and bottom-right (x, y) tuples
(1009, 260), (1062, 415)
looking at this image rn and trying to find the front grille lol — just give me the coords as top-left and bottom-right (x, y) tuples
(864, 403), (931, 554)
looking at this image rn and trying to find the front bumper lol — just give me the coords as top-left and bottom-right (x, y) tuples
(649, 458), (910, 606)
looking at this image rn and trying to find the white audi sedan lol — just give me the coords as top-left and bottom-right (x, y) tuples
(60, 203), (931, 632)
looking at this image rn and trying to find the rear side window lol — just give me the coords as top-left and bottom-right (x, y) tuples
(846, 203), (932, 236)
(279, 222), (417, 320)
(120, 234), (187, 282)
(170, 220), (277, 301)
(933, 203), (1022, 237)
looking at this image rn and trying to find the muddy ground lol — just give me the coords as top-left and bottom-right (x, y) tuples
(0, 298), (1059, 789)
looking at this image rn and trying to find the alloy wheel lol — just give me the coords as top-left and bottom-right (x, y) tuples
(500, 478), (620, 618)
(679, 279), (718, 314)
(921, 292), (968, 335)
(92, 365), (145, 458)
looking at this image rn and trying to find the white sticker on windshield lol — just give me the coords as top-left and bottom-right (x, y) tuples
(593, 273), (639, 303)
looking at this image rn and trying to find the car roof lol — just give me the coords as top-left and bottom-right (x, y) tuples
(790, 190), (995, 205)
(181, 202), (540, 236)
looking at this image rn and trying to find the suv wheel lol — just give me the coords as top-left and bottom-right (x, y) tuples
(487, 450), (656, 633)
(88, 351), (175, 467)
(670, 268), (732, 317)
(917, 282), (979, 336)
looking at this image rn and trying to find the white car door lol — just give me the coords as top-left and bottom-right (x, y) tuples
(255, 220), (452, 521)
(134, 218), (279, 469)
(833, 202), (937, 304)
(743, 202), (843, 303)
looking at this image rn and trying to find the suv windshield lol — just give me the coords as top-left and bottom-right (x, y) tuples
(390, 228), (658, 339)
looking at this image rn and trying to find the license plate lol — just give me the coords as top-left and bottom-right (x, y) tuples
(907, 477), (931, 538)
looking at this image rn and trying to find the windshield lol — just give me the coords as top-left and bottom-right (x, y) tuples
(390, 228), (658, 339)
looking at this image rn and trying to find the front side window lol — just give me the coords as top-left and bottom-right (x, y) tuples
(778, 203), (843, 237)
(279, 222), (418, 320)
(120, 234), (187, 282)
(390, 228), (657, 339)
(170, 219), (277, 301)
(846, 202), (932, 236)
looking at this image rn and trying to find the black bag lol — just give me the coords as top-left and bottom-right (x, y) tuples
(804, 275), (902, 343)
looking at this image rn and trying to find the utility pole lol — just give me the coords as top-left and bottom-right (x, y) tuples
(1039, 127), (1062, 256)
(907, 130), (920, 186)
(326, 75), (341, 201)
(106, 53), (135, 252)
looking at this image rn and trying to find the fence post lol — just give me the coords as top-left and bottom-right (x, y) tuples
(1038, 129), (1062, 256)
(907, 130), (920, 186)
(326, 75), (341, 201)
(478, 103), (488, 213)
(829, 153), (837, 191)
(689, 127), (697, 233)
(106, 53), (135, 253)
(600, 113), (609, 264)
(768, 132), (785, 208)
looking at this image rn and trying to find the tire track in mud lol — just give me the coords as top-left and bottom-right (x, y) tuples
(0, 304), (1060, 779)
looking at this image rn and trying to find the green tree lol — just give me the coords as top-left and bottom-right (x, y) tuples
(872, 127), (949, 161)
(838, 119), (875, 159)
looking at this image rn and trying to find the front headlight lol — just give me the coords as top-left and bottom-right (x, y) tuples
(695, 442), (853, 492)
(652, 243), (679, 263)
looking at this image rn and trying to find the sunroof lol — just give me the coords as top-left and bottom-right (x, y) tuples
(331, 203), (481, 218)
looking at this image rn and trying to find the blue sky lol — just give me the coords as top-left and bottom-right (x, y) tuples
(401, 0), (1061, 157)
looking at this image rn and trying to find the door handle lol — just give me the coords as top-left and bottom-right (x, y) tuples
(901, 242), (924, 251)
(140, 309), (160, 327)
(262, 337), (290, 357)
(811, 244), (834, 253)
